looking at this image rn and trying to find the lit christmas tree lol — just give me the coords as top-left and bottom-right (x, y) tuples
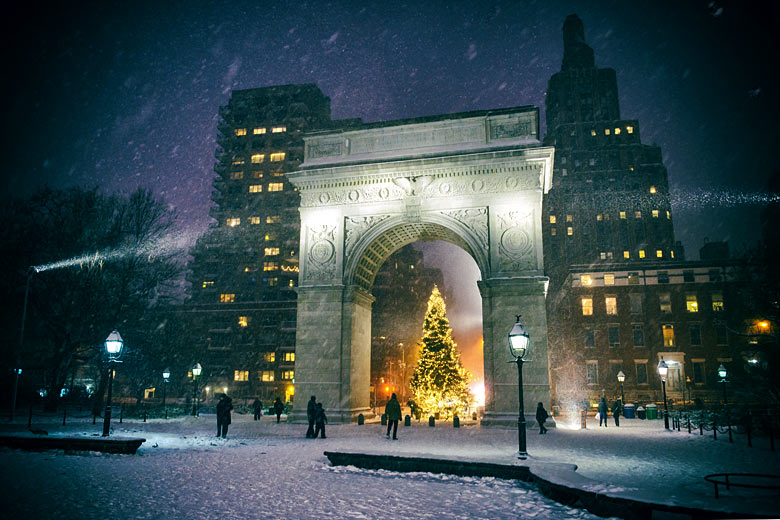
(410, 285), (473, 418)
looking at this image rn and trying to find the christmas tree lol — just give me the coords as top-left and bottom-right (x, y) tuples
(410, 285), (473, 418)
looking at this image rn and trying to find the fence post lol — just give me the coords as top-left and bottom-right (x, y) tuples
(687, 414), (691, 434)
(28, 404), (33, 428)
(119, 404), (123, 424)
(92, 411), (96, 424)
(62, 407), (67, 426)
(713, 416), (717, 441)
(700, 418), (703, 436)
(143, 403), (147, 423)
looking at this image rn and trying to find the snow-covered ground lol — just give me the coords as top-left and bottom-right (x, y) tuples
(1, 413), (778, 519)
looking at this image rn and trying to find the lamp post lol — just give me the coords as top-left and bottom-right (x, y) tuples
(718, 363), (732, 442)
(657, 358), (669, 430)
(191, 363), (202, 416)
(102, 330), (124, 437)
(162, 368), (170, 419)
(616, 371), (626, 416)
(508, 315), (530, 460)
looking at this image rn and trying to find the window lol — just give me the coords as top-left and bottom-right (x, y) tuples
(264, 352), (276, 363)
(263, 262), (279, 271)
(605, 296), (617, 315)
(659, 293), (671, 313)
(716, 325), (728, 345)
(666, 210), (671, 219)
(226, 218), (240, 227)
(620, 211), (627, 219)
(202, 281), (214, 288)
(238, 316), (249, 328)
(549, 215), (557, 224)
(614, 127), (621, 135)
(281, 370), (294, 380)
(235, 128), (247, 136)
(683, 270), (695, 283)
(232, 158), (245, 165)
(656, 250), (663, 258)
(234, 370), (249, 382)
(551, 228), (557, 236)
(711, 292), (724, 312)
(249, 184), (263, 193)
(635, 211), (642, 219)
(272, 126), (287, 133)
(689, 324), (702, 346)
(249, 216), (261, 225)
(652, 209), (659, 218)
(635, 362), (648, 384)
(268, 182), (284, 192)
(650, 186), (657, 194)
(709, 269), (721, 282)
(662, 324), (675, 346)
(608, 325), (620, 348)
(220, 293), (235, 303)
(627, 126), (634, 134)
(591, 129), (596, 136)
(600, 252), (607, 260)
(604, 273), (615, 285)
(628, 272), (640, 285)
(567, 226), (573, 236)
(266, 215), (281, 223)
(639, 250), (646, 258)
(253, 127), (266, 135)
(283, 352), (295, 362)
(605, 128), (611, 135)
(265, 233), (276, 241)
(610, 362), (623, 382)
(264, 247), (280, 256)
(623, 251), (630, 259)
(597, 214), (603, 221)
(266, 277), (279, 286)
(582, 297), (593, 316)
(685, 294), (699, 312)
(657, 271), (669, 283)
(632, 324), (645, 346)
(692, 360), (706, 384)
(584, 329), (595, 348)
(587, 362), (598, 384)
(566, 214), (573, 222)
(260, 371), (275, 382)
(581, 274), (593, 286)
(251, 153), (265, 163)
(230, 171), (244, 180)
(630, 294), (643, 314)
(251, 171), (263, 178)
(270, 152), (286, 162)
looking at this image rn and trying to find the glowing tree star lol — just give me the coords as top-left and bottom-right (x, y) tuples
(410, 285), (473, 419)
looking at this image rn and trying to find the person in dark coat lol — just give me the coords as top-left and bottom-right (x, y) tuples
(273, 397), (284, 423)
(612, 399), (621, 427)
(598, 396), (608, 427)
(252, 398), (263, 421)
(216, 394), (233, 438)
(535, 402), (549, 434)
(304, 395), (318, 438)
(313, 402), (327, 438)
(385, 393), (402, 440)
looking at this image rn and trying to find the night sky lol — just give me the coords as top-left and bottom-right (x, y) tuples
(2, 1), (778, 373)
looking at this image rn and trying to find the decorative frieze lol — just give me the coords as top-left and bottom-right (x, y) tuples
(440, 208), (489, 252)
(495, 210), (536, 271)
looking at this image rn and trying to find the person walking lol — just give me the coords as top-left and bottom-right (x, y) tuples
(305, 395), (317, 438)
(313, 402), (327, 438)
(535, 402), (549, 434)
(598, 396), (608, 427)
(216, 394), (233, 438)
(385, 393), (402, 440)
(252, 398), (263, 421)
(612, 399), (621, 427)
(273, 397), (284, 423)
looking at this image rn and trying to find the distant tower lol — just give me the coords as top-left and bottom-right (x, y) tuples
(543, 14), (681, 289)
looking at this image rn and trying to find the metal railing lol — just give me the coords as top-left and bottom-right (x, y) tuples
(668, 407), (778, 451)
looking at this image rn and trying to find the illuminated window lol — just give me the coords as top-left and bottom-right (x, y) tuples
(639, 250), (646, 258)
(268, 182), (284, 192)
(202, 281), (214, 288)
(566, 214), (573, 222)
(627, 126), (634, 134)
(686, 294), (698, 312)
(666, 210), (671, 219)
(249, 216), (261, 225)
(605, 296), (617, 315)
(251, 154), (265, 163)
(635, 211), (642, 219)
(272, 126), (287, 133)
(597, 214), (603, 221)
(235, 128), (247, 136)
(628, 272), (640, 285)
(226, 218), (240, 227)
(659, 293), (671, 313)
(282, 370), (294, 380)
(670, 251), (675, 258)
(620, 211), (626, 219)
(586, 361), (598, 384)
(267, 277), (279, 286)
(230, 171), (244, 180)
(712, 292), (724, 312)
(581, 274), (593, 286)
(264, 352), (276, 363)
(662, 324), (675, 347)
(265, 248), (279, 256)
(288, 280), (295, 287)
(263, 262), (279, 271)
(232, 158), (245, 165)
(238, 316), (249, 327)
(614, 127), (621, 135)
(551, 228), (557, 236)
(567, 226), (573, 236)
(604, 273), (615, 285)
(623, 251), (630, 259)
(650, 186), (656, 194)
(590, 129), (596, 136)
(266, 215), (281, 223)
(249, 184), (263, 193)
(251, 171), (263, 178)
(220, 293), (235, 303)
(600, 252), (607, 260)
(234, 370), (249, 381)
(272, 171), (285, 177)
(656, 250), (663, 258)
(652, 210), (659, 218)
(581, 297), (593, 316)
(270, 152), (286, 162)
(549, 215), (557, 224)
(244, 266), (257, 273)
(253, 127), (266, 135)
(629, 166), (634, 172)
(261, 371), (274, 382)
(283, 352), (295, 362)
(265, 233), (276, 241)
(607, 252), (613, 259)
(604, 128), (610, 135)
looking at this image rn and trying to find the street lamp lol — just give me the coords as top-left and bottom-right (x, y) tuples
(718, 364), (728, 405)
(657, 357), (669, 430)
(162, 368), (171, 419)
(102, 330), (124, 437)
(191, 363), (202, 416)
(616, 370), (626, 415)
(508, 315), (530, 460)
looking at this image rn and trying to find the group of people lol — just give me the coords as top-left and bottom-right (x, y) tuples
(251, 397), (286, 423)
(305, 395), (328, 438)
(216, 394), (289, 439)
(597, 396), (622, 427)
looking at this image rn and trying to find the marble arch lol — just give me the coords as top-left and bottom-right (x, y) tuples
(287, 107), (555, 425)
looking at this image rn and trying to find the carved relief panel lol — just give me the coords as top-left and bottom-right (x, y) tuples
(490, 208), (538, 274)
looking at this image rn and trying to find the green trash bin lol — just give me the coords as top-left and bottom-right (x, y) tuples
(645, 403), (658, 420)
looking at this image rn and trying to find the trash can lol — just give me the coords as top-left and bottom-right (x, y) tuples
(637, 406), (646, 420)
(645, 403), (658, 420)
(623, 404), (635, 419)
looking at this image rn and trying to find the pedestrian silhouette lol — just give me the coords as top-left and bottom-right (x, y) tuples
(536, 402), (549, 434)
(252, 398), (263, 421)
(612, 399), (621, 427)
(216, 394), (233, 438)
(306, 395), (317, 438)
(598, 396), (608, 427)
(314, 402), (327, 438)
(273, 397), (284, 423)
(385, 393), (402, 440)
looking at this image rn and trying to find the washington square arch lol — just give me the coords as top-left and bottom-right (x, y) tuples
(287, 106), (554, 425)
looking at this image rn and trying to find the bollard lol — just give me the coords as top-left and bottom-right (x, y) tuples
(63, 408), (67, 426)
(357, 413), (364, 425)
(119, 404), (123, 424)
(677, 416), (681, 432)
(580, 410), (587, 429)
(453, 415), (460, 428)
(687, 415), (691, 434)
(428, 416), (435, 427)
(713, 417), (717, 440)
(143, 404), (147, 423)
(93, 412), (96, 424)
(381, 413), (387, 426)
(404, 415), (411, 427)
(699, 419), (703, 436)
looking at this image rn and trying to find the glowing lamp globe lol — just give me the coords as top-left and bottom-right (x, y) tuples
(657, 358), (668, 381)
(192, 363), (202, 378)
(162, 368), (171, 381)
(617, 370), (625, 383)
(718, 364), (727, 380)
(508, 315), (530, 359)
(104, 330), (124, 360)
